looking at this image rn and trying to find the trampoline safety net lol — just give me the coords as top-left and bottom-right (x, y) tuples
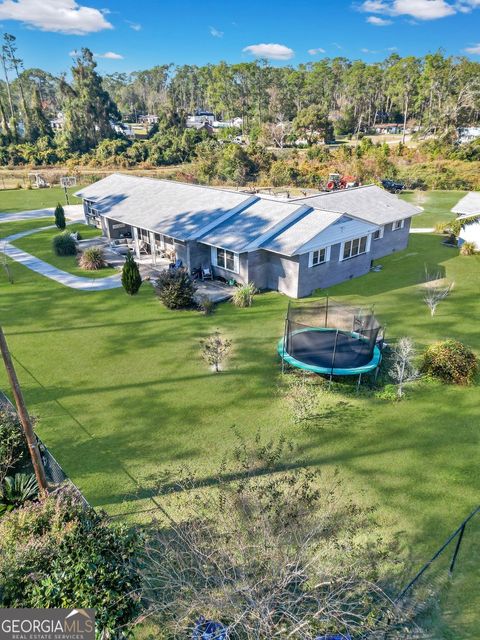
(283, 298), (383, 375)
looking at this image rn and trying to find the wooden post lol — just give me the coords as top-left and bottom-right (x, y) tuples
(0, 327), (48, 493)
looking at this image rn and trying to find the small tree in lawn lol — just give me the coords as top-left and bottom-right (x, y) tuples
(200, 331), (231, 372)
(54, 203), (66, 230)
(389, 337), (419, 398)
(122, 251), (142, 295)
(423, 268), (454, 317)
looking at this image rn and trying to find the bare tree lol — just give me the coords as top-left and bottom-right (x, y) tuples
(423, 268), (454, 317)
(389, 337), (419, 398)
(200, 331), (232, 372)
(140, 435), (428, 640)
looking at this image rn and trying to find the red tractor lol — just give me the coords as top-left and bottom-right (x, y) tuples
(325, 173), (360, 191)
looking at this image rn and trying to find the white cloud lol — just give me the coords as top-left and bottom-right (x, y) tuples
(243, 43), (294, 60)
(367, 15), (393, 24)
(360, 0), (458, 20)
(361, 47), (380, 53)
(0, 0), (112, 34)
(465, 43), (480, 53)
(308, 47), (326, 55)
(95, 51), (124, 59)
(126, 20), (141, 31)
(209, 25), (223, 37)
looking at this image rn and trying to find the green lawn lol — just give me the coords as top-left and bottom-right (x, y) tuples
(12, 223), (119, 279)
(0, 218), (54, 240)
(0, 193), (478, 638)
(0, 186), (83, 214)
(401, 190), (466, 228)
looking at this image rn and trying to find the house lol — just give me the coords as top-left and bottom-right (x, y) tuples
(457, 127), (480, 145)
(372, 123), (403, 135)
(75, 174), (422, 298)
(187, 110), (216, 126)
(452, 192), (480, 249)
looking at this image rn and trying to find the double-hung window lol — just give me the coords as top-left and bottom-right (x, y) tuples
(214, 247), (238, 272)
(372, 226), (384, 240)
(392, 219), (405, 231)
(342, 235), (368, 260)
(309, 246), (329, 267)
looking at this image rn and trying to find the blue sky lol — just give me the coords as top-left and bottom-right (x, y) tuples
(0, 0), (480, 74)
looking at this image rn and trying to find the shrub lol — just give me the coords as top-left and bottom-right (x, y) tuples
(284, 375), (319, 424)
(0, 410), (27, 485)
(434, 221), (450, 234)
(52, 231), (76, 256)
(54, 203), (66, 230)
(460, 241), (477, 256)
(422, 339), (478, 385)
(198, 295), (215, 315)
(141, 433), (428, 639)
(79, 246), (105, 270)
(0, 488), (141, 636)
(232, 282), (257, 308)
(155, 268), (196, 309)
(122, 250), (142, 295)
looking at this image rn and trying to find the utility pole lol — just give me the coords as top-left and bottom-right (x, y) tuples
(0, 327), (48, 493)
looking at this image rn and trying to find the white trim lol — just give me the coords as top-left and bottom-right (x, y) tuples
(308, 245), (331, 267)
(392, 219), (405, 231)
(372, 226), (384, 240)
(339, 234), (371, 261)
(211, 245), (239, 274)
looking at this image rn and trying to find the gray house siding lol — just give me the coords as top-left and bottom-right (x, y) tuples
(297, 242), (372, 297)
(370, 218), (411, 260)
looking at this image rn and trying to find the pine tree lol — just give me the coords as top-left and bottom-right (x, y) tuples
(121, 251), (142, 295)
(54, 203), (66, 230)
(28, 86), (53, 142)
(61, 48), (120, 153)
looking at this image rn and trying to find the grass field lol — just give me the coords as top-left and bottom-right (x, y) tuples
(401, 190), (466, 228)
(0, 186), (83, 214)
(0, 189), (478, 638)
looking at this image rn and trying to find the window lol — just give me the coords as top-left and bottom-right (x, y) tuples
(214, 247), (238, 272)
(372, 227), (384, 240)
(392, 219), (405, 230)
(309, 246), (330, 267)
(342, 235), (369, 260)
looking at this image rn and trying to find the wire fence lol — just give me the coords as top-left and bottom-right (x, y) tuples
(0, 390), (89, 507)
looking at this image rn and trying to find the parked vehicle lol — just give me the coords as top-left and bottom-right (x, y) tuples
(325, 173), (360, 191)
(381, 179), (405, 194)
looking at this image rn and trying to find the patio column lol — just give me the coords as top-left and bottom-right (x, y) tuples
(149, 231), (156, 266)
(132, 227), (140, 259)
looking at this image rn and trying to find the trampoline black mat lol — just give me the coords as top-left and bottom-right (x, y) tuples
(287, 329), (373, 370)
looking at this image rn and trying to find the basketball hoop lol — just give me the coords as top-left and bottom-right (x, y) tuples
(60, 176), (77, 188)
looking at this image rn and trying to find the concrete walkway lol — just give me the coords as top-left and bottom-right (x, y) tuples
(1, 241), (122, 290)
(0, 204), (84, 223)
(410, 227), (435, 234)
(0, 208), (122, 291)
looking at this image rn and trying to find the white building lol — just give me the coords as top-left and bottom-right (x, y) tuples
(458, 127), (480, 144)
(452, 192), (480, 249)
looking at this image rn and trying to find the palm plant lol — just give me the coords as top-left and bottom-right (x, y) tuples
(0, 473), (38, 516)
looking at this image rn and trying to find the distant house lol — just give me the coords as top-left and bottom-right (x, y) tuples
(458, 127), (480, 145)
(187, 110), (216, 125)
(452, 192), (480, 249)
(185, 121), (214, 134)
(50, 112), (65, 131)
(138, 114), (159, 126)
(75, 174), (422, 298)
(372, 123), (403, 135)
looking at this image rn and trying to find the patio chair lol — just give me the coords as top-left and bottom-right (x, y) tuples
(202, 266), (213, 281)
(137, 240), (149, 255)
(169, 259), (183, 270)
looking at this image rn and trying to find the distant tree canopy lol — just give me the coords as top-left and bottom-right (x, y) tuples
(1, 34), (480, 188)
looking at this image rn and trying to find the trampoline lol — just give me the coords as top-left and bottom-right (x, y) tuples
(278, 298), (383, 377)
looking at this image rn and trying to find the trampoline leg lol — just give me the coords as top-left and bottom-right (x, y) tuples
(374, 366), (379, 383)
(356, 373), (362, 393)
